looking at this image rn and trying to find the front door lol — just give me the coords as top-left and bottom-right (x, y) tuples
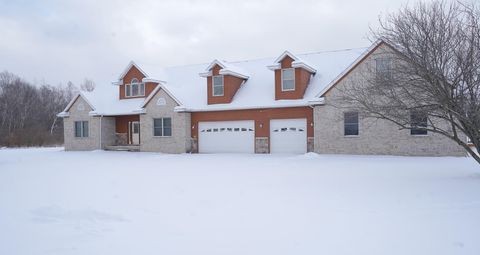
(129, 121), (140, 145)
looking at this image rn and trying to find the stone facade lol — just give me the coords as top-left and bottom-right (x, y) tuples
(63, 96), (116, 151)
(314, 44), (466, 157)
(307, 137), (314, 152)
(140, 88), (191, 153)
(255, 137), (269, 153)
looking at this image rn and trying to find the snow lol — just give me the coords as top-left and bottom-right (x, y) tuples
(82, 85), (145, 116)
(1, 147), (479, 255)
(65, 47), (368, 116)
(162, 47), (367, 111)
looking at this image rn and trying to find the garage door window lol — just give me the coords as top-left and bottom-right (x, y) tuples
(153, 118), (172, 137)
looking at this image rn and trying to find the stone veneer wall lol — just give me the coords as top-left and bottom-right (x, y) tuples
(255, 137), (269, 153)
(140, 88), (191, 153)
(314, 44), (466, 156)
(63, 97), (116, 151)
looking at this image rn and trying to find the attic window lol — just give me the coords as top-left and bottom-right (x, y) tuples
(125, 78), (145, 97)
(281, 68), (295, 91)
(375, 58), (392, 79)
(213, 75), (224, 96)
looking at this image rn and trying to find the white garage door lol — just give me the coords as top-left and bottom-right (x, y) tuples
(198, 120), (255, 153)
(270, 119), (307, 154)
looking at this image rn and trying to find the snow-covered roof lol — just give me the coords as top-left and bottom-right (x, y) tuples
(199, 59), (250, 80)
(162, 47), (368, 112)
(57, 85), (145, 117)
(59, 46), (370, 116)
(113, 61), (168, 85)
(267, 50), (318, 74)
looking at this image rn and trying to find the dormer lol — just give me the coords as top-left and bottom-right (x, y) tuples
(199, 60), (249, 105)
(267, 51), (316, 100)
(113, 61), (165, 100)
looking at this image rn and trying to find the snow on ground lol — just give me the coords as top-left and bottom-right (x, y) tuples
(0, 148), (479, 255)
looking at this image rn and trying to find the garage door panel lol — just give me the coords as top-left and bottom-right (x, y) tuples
(270, 119), (307, 154)
(199, 121), (255, 153)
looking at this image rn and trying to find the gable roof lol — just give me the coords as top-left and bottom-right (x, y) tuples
(58, 45), (372, 116)
(113, 61), (167, 85)
(161, 47), (367, 112)
(267, 50), (317, 73)
(199, 59), (250, 79)
(140, 82), (182, 108)
(57, 93), (96, 117)
(316, 39), (385, 97)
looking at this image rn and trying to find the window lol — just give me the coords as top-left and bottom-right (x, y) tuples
(125, 78), (145, 97)
(344, 112), (359, 136)
(375, 58), (392, 79)
(213, 75), (224, 96)
(410, 111), (428, 135)
(281, 68), (295, 91)
(74, 121), (89, 137)
(153, 118), (172, 137)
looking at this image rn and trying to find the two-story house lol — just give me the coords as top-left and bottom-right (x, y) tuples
(58, 40), (466, 156)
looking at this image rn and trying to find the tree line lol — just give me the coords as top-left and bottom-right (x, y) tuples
(0, 71), (95, 147)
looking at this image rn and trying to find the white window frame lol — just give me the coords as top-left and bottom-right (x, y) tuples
(281, 68), (295, 91)
(125, 78), (145, 97)
(74, 121), (88, 138)
(212, 75), (224, 96)
(153, 118), (172, 137)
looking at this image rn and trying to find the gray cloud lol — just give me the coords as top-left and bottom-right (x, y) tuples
(0, 0), (430, 87)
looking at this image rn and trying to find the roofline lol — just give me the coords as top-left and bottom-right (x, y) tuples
(176, 102), (318, 112)
(205, 59), (226, 71)
(89, 110), (145, 117)
(116, 61), (149, 82)
(218, 69), (249, 79)
(316, 39), (385, 97)
(60, 93), (96, 114)
(140, 83), (183, 108)
(273, 50), (299, 63)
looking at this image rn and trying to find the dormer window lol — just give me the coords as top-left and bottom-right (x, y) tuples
(281, 68), (295, 91)
(125, 78), (145, 97)
(213, 75), (224, 96)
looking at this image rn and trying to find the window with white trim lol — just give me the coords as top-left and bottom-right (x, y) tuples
(344, 112), (359, 136)
(74, 121), (89, 137)
(281, 68), (295, 91)
(410, 111), (428, 135)
(153, 118), (172, 137)
(125, 78), (145, 97)
(213, 75), (224, 96)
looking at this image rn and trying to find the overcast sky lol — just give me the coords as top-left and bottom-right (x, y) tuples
(0, 0), (428, 87)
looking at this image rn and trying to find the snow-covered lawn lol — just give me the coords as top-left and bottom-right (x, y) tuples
(0, 148), (479, 255)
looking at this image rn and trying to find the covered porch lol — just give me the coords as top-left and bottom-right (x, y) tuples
(114, 115), (141, 146)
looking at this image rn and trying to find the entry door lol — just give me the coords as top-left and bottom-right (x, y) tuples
(129, 121), (140, 145)
(198, 120), (255, 153)
(270, 119), (307, 153)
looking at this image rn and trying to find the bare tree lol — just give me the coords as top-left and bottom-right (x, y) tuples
(338, 1), (480, 164)
(0, 71), (76, 147)
(80, 78), (95, 92)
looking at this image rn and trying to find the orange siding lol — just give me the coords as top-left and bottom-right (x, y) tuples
(274, 56), (312, 100)
(191, 107), (313, 139)
(119, 66), (158, 100)
(115, 115), (140, 133)
(207, 64), (245, 105)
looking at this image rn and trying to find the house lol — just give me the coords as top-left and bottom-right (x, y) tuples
(58, 40), (466, 156)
